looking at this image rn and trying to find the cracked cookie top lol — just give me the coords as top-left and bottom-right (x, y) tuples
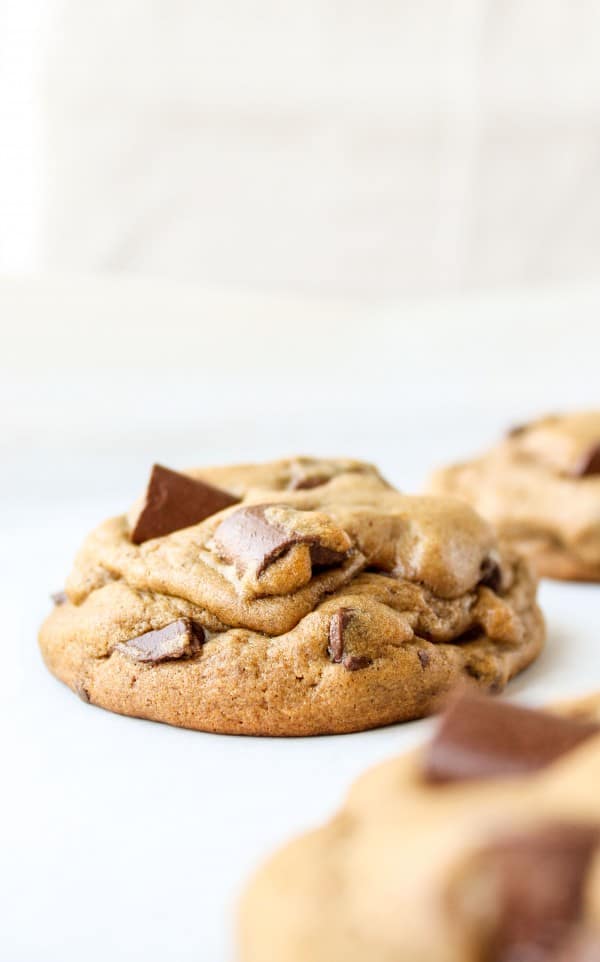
(65, 457), (513, 629)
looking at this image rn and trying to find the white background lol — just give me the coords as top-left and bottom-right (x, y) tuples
(2, 275), (600, 961)
(3, 1), (600, 294)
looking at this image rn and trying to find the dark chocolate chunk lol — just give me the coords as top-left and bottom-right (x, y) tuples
(116, 618), (205, 663)
(130, 464), (239, 544)
(327, 609), (372, 671)
(288, 473), (331, 491)
(328, 608), (353, 663)
(213, 505), (348, 576)
(478, 823), (600, 962)
(479, 556), (502, 593)
(74, 681), (91, 703)
(213, 505), (300, 574)
(555, 931), (600, 962)
(309, 543), (348, 568)
(417, 649), (430, 669)
(507, 422), (528, 438)
(51, 590), (68, 606)
(423, 692), (600, 784)
(571, 444), (600, 478)
(342, 654), (372, 671)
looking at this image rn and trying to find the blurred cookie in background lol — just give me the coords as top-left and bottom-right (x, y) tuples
(238, 691), (600, 962)
(429, 412), (600, 581)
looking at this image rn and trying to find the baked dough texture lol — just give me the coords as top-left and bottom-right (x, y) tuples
(238, 693), (600, 962)
(429, 411), (600, 581)
(38, 457), (544, 735)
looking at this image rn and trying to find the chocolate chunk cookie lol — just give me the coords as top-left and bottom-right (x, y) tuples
(38, 456), (544, 735)
(238, 692), (600, 960)
(429, 412), (600, 581)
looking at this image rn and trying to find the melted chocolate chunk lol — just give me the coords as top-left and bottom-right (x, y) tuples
(74, 680), (91, 703)
(116, 618), (205, 663)
(507, 422), (528, 438)
(130, 464), (239, 544)
(213, 505), (348, 576)
(342, 654), (372, 671)
(572, 444), (600, 478)
(288, 473), (331, 491)
(417, 649), (431, 669)
(479, 823), (600, 962)
(423, 692), (600, 784)
(327, 609), (372, 671)
(328, 608), (353, 663)
(310, 543), (347, 568)
(479, 556), (502, 593)
(51, 590), (68, 606)
(555, 931), (600, 962)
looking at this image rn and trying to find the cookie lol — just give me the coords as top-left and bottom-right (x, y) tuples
(238, 691), (600, 961)
(429, 411), (600, 581)
(38, 456), (544, 735)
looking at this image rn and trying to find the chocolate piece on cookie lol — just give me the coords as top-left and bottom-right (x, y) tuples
(39, 456), (544, 735)
(51, 590), (68, 606)
(213, 504), (350, 576)
(462, 823), (600, 962)
(130, 463), (239, 543)
(478, 555), (503, 592)
(572, 443), (600, 478)
(238, 692), (600, 962)
(429, 411), (600, 581)
(423, 692), (600, 783)
(116, 619), (205, 663)
(327, 608), (350, 663)
(556, 931), (600, 962)
(328, 609), (372, 671)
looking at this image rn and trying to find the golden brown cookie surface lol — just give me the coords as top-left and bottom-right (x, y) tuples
(238, 693), (600, 961)
(39, 457), (544, 735)
(429, 412), (600, 581)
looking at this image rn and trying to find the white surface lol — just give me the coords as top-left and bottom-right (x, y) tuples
(2, 275), (600, 961)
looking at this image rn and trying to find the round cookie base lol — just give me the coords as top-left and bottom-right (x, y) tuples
(531, 550), (600, 583)
(38, 604), (545, 737)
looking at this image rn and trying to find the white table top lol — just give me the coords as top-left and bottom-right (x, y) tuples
(3, 274), (600, 961)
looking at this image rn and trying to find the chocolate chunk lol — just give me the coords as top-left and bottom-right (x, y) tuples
(116, 618), (205, 663)
(213, 505), (348, 576)
(288, 473), (331, 491)
(572, 444), (600, 478)
(328, 608), (353, 663)
(51, 590), (68, 606)
(423, 692), (600, 783)
(328, 609), (372, 671)
(507, 422), (528, 438)
(479, 556), (502, 593)
(417, 649), (430, 669)
(478, 823), (600, 962)
(342, 654), (372, 671)
(130, 464), (239, 544)
(74, 680), (91, 703)
(310, 543), (348, 568)
(555, 931), (600, 962)
(214, 505), (300, 574)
